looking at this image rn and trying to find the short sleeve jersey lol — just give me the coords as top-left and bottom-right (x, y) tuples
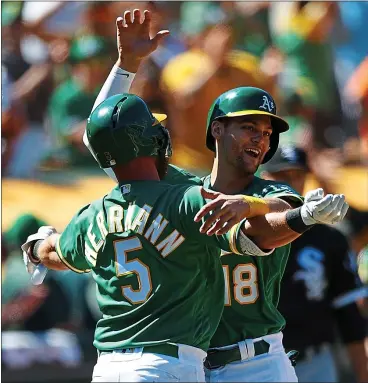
(56, 180), (249, 351)
(203, 175), (303, 347)
(165, 166), (303, 346)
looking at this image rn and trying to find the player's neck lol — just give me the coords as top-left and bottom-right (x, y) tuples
(210, 157), (254, 194)
(115, 157), (160, 182)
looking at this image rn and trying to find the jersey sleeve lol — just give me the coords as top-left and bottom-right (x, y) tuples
(175, 186), (268, 256)
(56, 204), (92, 273)
(259, 182), (304, 206)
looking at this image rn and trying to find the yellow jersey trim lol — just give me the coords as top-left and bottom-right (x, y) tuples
(228, 223), (242, 255)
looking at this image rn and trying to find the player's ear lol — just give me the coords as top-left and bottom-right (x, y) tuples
(211, 120), (225, 141)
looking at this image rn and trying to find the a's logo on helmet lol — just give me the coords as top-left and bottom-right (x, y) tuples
(259, 95), (275, 113)
(126, 125), (160, 155)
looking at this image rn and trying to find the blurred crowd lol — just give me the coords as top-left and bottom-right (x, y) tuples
(2, 1), (368, 176)
(1, 1), (367, 382)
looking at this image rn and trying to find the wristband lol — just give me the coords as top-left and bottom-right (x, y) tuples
(30, 240), (43, 264)
(243, 196), (270, 217)
(113, 65), (136, 79)
(91, 65), (136, 112)
(286, 207), (314, 234)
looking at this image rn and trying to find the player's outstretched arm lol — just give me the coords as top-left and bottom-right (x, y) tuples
(195, 187), (349, 250)
(195, 188), (295, 235)
(92, 9), (169, 112)
(22, 206), (93, 277)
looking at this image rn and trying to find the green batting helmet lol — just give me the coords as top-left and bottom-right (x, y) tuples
(206, 87), (289, 164)
(84, 94), (171, 169)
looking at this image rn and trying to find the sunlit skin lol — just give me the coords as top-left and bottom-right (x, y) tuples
(211, 115), (273, 194)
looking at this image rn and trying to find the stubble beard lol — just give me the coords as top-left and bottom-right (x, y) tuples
(235, 155), (258, 178)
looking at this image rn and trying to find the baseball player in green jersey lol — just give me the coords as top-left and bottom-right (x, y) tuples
(21, 91), (289, 382)
(93, 9), (349, 382)
(180, 89), (346, 383)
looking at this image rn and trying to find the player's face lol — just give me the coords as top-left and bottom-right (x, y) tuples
(265, 169), (307, 194)
(219, 115), (273, 176)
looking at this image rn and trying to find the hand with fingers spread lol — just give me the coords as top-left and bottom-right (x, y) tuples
(194, 188), (270, 236)
(301, 188), (349, 226)
(116, 9), (170, 72)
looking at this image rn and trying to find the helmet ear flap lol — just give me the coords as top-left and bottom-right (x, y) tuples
(262, 132), (279, 164)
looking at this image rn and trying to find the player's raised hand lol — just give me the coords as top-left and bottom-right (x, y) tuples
(116, 9), (170, 72)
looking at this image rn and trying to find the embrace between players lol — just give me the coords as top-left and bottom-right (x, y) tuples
(22, 9), (349, 383)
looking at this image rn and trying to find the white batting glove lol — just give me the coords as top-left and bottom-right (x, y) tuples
(21, 226), (57, 273)
(301, 188), (349, 225)
(304, 188), (325, 203)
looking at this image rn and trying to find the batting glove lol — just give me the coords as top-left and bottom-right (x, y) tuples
(21, 226), (57, 273)
(301, 188), (349, 226)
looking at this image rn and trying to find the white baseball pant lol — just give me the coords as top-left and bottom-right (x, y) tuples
(91, 343), (206, 382)
(205, 332), (298, 382)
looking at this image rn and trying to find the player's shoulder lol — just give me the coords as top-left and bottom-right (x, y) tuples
(168, 183), (203, 201)
(76, 187), (119, 221)
(164, 183), (204, 211)
(165, 164), (203, 186)
(248, 176), (302, 200)
(250, 176), (291, 192)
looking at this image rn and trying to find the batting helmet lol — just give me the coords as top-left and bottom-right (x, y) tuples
(84, 94), (171, 171)
(206, 87), (289, 164)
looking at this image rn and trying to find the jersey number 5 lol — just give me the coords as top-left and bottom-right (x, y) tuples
(114, 237), (152, 304)
(223, 264), (259, 305)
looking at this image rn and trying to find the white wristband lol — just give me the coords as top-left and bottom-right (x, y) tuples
(113, 65), (136, 79)
(238, 230), (274, 257)
(92, 65), (136, 112)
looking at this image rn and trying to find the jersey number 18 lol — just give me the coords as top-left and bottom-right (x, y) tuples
(223, 264), (259, 305)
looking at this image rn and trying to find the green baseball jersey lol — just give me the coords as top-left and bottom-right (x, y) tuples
(204, 175), (303, 346)
(56, 180), (248, 351)
(164, 166), (303, 346)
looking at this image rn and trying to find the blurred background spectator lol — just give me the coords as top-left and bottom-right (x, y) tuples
(260, 146), (367, 383)
(2, 1), (367, 382)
